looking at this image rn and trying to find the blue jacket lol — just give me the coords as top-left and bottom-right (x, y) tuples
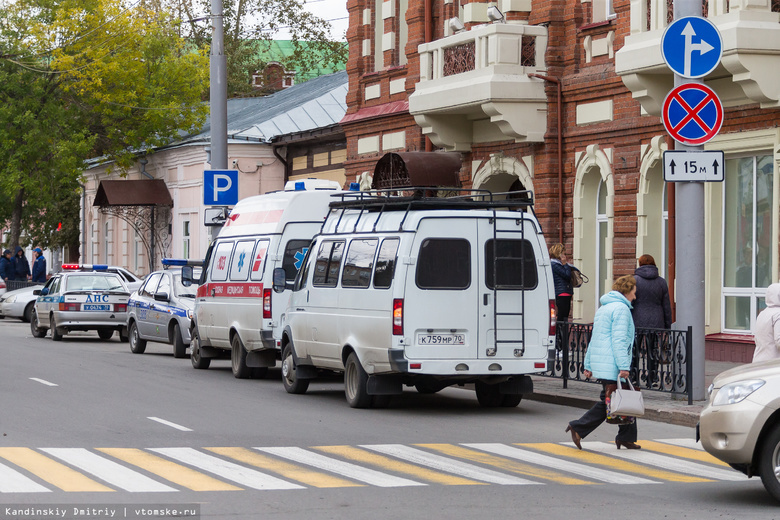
(32, 255), (47, 283)
(584, 291), (635, 381)
(0, 256), (11, 281)
(551, 259), (578, 296)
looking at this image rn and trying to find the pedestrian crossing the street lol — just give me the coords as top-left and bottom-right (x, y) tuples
(0, 439), (744, 494)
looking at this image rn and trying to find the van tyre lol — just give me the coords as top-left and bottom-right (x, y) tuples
(50, 315), (63, 342)
(172, 323), (187, 359)
(500, 393), (523, 407)
(231, 334), (256, 379)
(129, 321), (147, 354)
(190, 328), (210, 369)
(97, 329), (113, 340)
(281, 342), (309, 394)
(475, 381), (502, 407)
(344, 352), (372, 408)
(30, 309), (46, 338)
(758, 423), (780, 502)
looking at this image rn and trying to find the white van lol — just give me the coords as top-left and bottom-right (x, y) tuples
(273, 189), (557, 408)
(188, 180), (343, 378)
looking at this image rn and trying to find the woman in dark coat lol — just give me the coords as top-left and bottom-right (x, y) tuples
(631, 254), (672, 386)
(549, 243), (580, 322)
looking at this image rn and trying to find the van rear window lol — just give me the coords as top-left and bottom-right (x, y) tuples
(416, 239), (470, 290)
(484, 239), (538, 289)
(342, 239), (377, 288)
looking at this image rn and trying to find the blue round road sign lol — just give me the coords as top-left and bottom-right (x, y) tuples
(661, 16), (722, 79)
(662, 83), (723, 146)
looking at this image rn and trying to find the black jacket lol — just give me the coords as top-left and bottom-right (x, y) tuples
(632, 264), (672, 329)
(551, 259), (579, 296)
(11, 246), (30, 281)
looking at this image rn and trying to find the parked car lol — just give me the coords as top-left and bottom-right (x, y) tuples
(61, 264), (144, 292)
(30, 270), (131, 341)
(127, 260), (202, 358)
(699, 359), (780, 501)
(0, 284), (44, 322)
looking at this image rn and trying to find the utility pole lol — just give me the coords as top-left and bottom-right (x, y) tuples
(209, 0), (227, 242)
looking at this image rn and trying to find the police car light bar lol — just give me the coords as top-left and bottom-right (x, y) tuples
(61, 264), (108, 271)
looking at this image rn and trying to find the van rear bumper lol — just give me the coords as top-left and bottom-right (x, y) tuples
(387, 349), (547, 376)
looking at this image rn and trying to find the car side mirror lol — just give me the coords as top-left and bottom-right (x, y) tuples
(181, 266), (193, 286)
(154, 292), (169, 302)
(272, 268), (287, 293)
(33, 289), (41, 295)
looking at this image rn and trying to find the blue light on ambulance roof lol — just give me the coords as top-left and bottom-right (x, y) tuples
(349, 183), (360, 191)
(295, 181), (305, 191)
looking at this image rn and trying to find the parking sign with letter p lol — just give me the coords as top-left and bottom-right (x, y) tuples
(204, 169), (239, 206)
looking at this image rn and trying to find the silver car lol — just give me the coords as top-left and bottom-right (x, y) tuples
(126, 267), (201, 358)
(30, 271), (130, 341)
(0, 285), (43, 322)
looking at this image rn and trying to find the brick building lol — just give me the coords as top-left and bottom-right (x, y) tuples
(339, 0), (780, 359)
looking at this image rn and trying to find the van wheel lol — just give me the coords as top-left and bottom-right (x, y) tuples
(172, 323), (187, 359)
(97, 329), (113, 340)
(281, 342), (309, 394)
(475, 381), (502, 407)
(231, 334), (255, 379)
(759, 423), (780, 502)
(30, 309), (47, 338)
(129, 321), (147, 354)
(500, 393), (523, 407)
(50, 316), (63, 342)
(191, 328), (211, 369)
(344, 352), (372, 408)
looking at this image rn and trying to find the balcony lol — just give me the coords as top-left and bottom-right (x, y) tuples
(615, 0), (780, 116)
(409, 23), (549, 152)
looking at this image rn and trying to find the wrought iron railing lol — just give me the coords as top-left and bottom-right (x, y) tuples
(544, 322), (694, 404)
(6, 280), (43, 291)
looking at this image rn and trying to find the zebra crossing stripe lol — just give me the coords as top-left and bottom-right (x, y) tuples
(657, 438), (705, 451)
(581, 442), (745, 481)
(636, 441), (730, 467)
(0, 448), (112, 492)
(255, 447), (425, 488)
(41, 448), (176, 492)
(314, 445), (483, 486)
(463, 443), (658, 485)
(98, 448), (242, 491)
(362, 445), (538, 485)
(206, 447), (362, 489)
(0, 461), (51, 493)
(150, 448), (303, 491)
(525, 443), (712, 483)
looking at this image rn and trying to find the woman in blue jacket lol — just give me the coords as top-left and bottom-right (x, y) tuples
(566, 275), (640, 450)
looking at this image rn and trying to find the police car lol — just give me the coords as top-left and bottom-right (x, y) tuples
(126, 259), (202, 358)
(30, 267), (131, 341)
(60, 264), (144, 292)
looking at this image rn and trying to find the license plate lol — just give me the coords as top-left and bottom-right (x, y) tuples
(416, 333), (465, 345)
(83, 304), (110, 311)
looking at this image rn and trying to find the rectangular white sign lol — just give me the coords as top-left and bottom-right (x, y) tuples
(663, 150), (725, 182)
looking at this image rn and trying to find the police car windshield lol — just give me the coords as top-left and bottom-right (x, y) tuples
(65, 274), (125, 292)
(173, 270), (201, 297)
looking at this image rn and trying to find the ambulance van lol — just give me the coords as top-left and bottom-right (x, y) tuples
(273, 189), (557, 408)
(187, 180), (343, 378)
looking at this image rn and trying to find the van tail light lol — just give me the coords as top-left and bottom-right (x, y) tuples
(263, 288), (272, 319)
(59, 302), (80, 311)
(392, 299), (404, 336)
(114, 304), (127, 313)
(549, 300), (557, 336)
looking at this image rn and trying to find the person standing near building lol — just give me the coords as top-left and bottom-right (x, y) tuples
(0, 249), (12, 284)
(549, 243), (580, 323)
(11, 246), (30, 282)
(752, 283), (780, 362)
(631, 254), (672, 386)
(31, 248), (47, 283)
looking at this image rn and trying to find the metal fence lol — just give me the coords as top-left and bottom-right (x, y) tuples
(5, 280), (42, 291)
(544, 322), (694, 404)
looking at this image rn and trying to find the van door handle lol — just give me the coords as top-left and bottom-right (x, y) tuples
(483, 293), (490, 305)
(296, 308), (305, 311)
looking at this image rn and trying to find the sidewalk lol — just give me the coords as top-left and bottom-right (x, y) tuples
(527, 359), (742, 428)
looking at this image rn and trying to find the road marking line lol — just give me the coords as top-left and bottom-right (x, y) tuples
(98, 448), (241, 492)
(208, 447), (362, 489)
(151, 448), (303, 490)
(29, 378), (57, 387)
(524, 443), (711, 483)
(256, 447), (425, 488)
(0, 448), (112, 492)
(363, 444), (537, 485)
(147, 417), (192, 432)
(637, 441), (730, 467)
(658, 438), (705, 451)
(0, 460), (52, 493)
(315, 445), (483, 486)
(41, 448), (176, 492)
(463, 443), (657, 484)
(581, 442), (745, 481)
(418, 443), (591, 485)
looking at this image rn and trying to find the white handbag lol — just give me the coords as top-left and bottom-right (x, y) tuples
(608, 379), (645, 417)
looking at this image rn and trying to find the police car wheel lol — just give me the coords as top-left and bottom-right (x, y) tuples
(344, 352), (372, 409)
(282, 342), (309, 395)
(30, 310), (47, 338)
(474, 381), (502, 407)
(190, 328), (210, 369)
(50, 315), (63, 342)
(97, 329), (113, 340)
(129, 321), (147, 354)
(172, 323), (187, 359)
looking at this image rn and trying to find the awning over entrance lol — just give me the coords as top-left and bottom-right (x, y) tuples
(93, 180), (173, 207)
(372, 152), (462, 190)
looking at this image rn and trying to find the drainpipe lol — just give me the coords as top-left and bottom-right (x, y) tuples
(424, 0), (434, 152)
(528, 73), (563, 244)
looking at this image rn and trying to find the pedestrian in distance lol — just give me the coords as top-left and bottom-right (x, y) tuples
(631, 254), (672, 387)
(566, 274), (641, 451)
(549, 243), (580, 323)
(31, 248), (47, 283)
(0, 249), (12, 283)
(11, 246), (30, 281)
(752, 283), (780, 363)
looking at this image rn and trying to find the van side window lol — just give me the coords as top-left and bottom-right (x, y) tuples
(199, 242), (215, 285)
(485, 239), (539, 289)
(249, 239), (270, 281)
(416, 239), (471, 290)
(282, 240), (311, 282)
(373, 238), (399, 289)
(313, 240), (345, 287)
(229, 240), (255, 281)
(342, 239), (378, 288)
(211, 242), (234, 282)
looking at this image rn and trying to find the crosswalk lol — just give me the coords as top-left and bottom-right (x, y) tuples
(0, 439), (744, 494)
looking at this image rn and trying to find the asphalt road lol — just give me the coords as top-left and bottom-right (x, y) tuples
(0, 319), (776, 520)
